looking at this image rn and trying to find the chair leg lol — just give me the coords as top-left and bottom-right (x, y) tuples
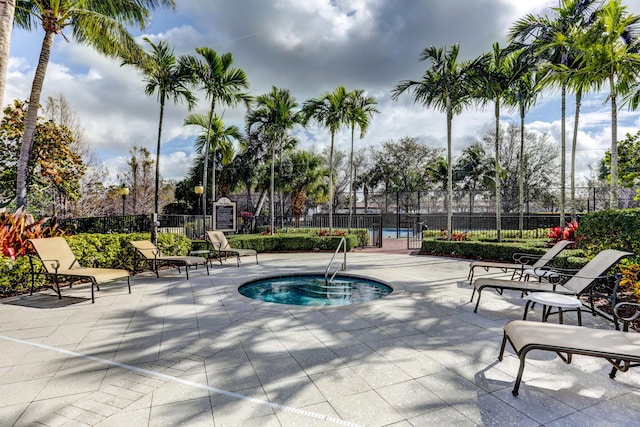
(473, 289), (482, 313)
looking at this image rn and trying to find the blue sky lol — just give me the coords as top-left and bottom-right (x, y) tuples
(7, 0), (640, 186)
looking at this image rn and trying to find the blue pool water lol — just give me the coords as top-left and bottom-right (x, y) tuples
(239, 274), (393, 306)
(382, 227), (412, 238)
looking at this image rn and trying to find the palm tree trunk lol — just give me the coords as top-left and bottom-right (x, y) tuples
(560, 83), (566, 225)
(151, 96), (165, 245)
(16, 31), (55, 210)
(201, 108), (215, 231)
(610, 76), (618, 209)
(494, 101), (502, 242)
(270, 136), (276, 235)
(518, 107), (525, 238)
(446, 99), (453, 241)
(0, 0), (16, 117)
(571, 90), (581, 220)
(329, 131), (335, 233)
(348, 123), (355, 231)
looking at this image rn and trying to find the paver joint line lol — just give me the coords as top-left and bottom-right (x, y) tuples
(0, 334), (362, 427)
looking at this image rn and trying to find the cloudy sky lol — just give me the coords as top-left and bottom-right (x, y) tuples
(7, 0), (640, 187)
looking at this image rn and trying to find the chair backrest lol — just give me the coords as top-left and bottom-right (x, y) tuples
(29, 237), (79, 272)
(206, 231), (230, 250)
(130, 240), (161, 259)
(531, 240), (575, 269)
(563, 249), (633, 294)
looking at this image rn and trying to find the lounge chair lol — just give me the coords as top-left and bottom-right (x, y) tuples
(28, 237), (131, 303)
(499, 302), (640, 396)
(467, 240), (574, 283)
(206, 230), (258, 267)
(471, 249), (632, 318)
(130, 240), (209, 279)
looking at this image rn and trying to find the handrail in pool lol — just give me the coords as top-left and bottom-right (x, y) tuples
(325, 237), (347, 283)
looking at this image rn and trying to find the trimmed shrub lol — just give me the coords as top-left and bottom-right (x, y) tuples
(578, 208), (640, 257)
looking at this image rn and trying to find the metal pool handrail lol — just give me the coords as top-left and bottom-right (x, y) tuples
(325, 237), (347, 283)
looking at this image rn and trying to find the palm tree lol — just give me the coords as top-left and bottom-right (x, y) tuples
(246, 87), (299, 234)
(184, 47), (250, 226)
(472, 43), (528, 241)
(510, 0), (600, 223)
(185, 113), (242, 183)
(392, 44), (480, 240)
(301, 86), (351, 232)
(0, 0), (16, 113)
(123, 37), (195, 243)
(345, 89), (378, 230)
(283, 150), (329, 227)
(505, 50), (539, 236)
(579, 0), (640, 208)
(13, 0), (176, 210)
(454, 143), (492, 215)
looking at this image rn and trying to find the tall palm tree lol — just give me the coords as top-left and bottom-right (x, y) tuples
(184, 47), (250, 226)
(301, 86), (351, 232)
(0, 0), (16, 113)
(123, 37), (195, 243)
(392, 44), (480, 240)
(505, 49), (539, 236)
(580, 0), (640, 208)
(13, 0), (175, 210)
(473, 43), (528, 241)
(510, 0), (599, 224)
(246, 87), (299, 234)
(345, 89), (378, 230)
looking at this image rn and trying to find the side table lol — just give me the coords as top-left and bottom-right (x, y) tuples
(523, 292), (582, 325)
(189, 249), (211, 267)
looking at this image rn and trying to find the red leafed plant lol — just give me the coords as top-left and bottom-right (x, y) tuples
(547, 220), (578, 244)
(0, 210), (65, 260)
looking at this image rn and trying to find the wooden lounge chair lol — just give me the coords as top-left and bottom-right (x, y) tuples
(130, 240), (209, 279)
(206, 230), (258, 267)
(499, 302), (640, 396)
(471, 249), (632, 319)
(467, 240), (574, 283)
(29, 237), (131, 303)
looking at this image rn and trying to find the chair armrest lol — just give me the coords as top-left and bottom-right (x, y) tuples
(512, 252), (542, 265)
(613, 302), (640, 332)
(40, 258), (61, 272)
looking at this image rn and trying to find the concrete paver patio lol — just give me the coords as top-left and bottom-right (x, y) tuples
(1, 250), (639, 426)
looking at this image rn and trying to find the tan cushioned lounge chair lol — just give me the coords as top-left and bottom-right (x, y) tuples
(29, 237), (130, 303)
(130, 240), (209, 279)
(499, 312), (640, 396)
(206, 230), (258, 267)
(471, 249), (632, 321)
(467, 240), (574, 283)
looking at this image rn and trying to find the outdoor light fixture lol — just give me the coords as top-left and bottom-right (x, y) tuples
(119, 185), (129, 217)
(195, 183), (205, 232)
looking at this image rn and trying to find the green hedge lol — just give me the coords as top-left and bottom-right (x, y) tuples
(228, 233), (359, 252)
(421, 239), (586, 269)
(578, 208), (640, 256)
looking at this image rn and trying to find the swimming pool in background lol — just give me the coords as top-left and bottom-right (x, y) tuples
(238, 273), (393, 306)
(382, 227), (412, 238)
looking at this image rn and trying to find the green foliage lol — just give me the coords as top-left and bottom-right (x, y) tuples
(0, 210), (65, 259)
(577, 209), (640, 257)
(228, 233), (358, 252)
(0, 100), (85, 207)
(421, 239), (584, 269)
(277, 228), (369, 247)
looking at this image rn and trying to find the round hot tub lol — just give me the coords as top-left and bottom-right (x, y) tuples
(238, 273), (393, 307)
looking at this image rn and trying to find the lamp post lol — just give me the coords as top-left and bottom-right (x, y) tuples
(194, 183), (204, 235)
(119, 185), (129, 217)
